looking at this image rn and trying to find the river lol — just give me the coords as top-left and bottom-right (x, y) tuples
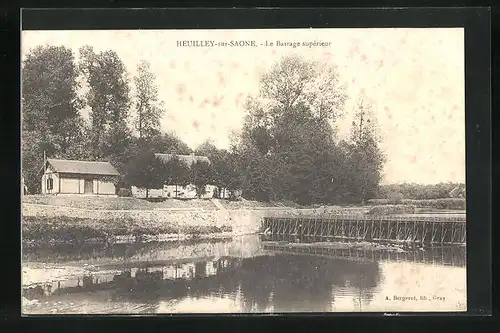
(21, 235), (466, 314)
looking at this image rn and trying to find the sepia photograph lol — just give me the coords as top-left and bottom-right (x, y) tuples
(21, 27), (466, 314)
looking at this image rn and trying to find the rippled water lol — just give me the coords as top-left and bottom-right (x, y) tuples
(22, 235), (466, 314)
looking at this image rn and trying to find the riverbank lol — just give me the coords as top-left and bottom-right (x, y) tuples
(21, 195), (362, 246)
(22, 195), (297, 211)
(22, 215), (238, 247)
(22, 195), (464, 246)
(23, 195), (466, 211)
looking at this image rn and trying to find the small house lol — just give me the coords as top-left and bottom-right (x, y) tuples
(131, 153), (212, 199)
(41, 158), (120, 196)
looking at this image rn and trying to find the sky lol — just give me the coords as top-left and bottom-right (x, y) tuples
(21, 28), (465, 185)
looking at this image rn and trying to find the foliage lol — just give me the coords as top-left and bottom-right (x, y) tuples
(22, 45), (83, 136)
(376, 182), (466, 200)
(117, 188), (132, 197)
(21, 130), (45, 194)
(190, 160), (213, 198)
(367, 198), (466, 210)
(195, 140), (241, 198)
(21, 45), (85, 193)
(259, 54), (347, 121)
(366, 205), (416, 216)
(346, 95), (385, 204)
(144, 133), (192, 155)
(124, 150), (167, 198)
(22, 45), (197, 195)
(133, 60), (165, 139)
(163, 155), (191, 197)
(22, 215), (233, 246)
(100, 122), (133, 177)
(224, 152), (243, 198)
(22, 47), (396, 206)
(234, 55), (385, 206)
(79, 46), (131, 159)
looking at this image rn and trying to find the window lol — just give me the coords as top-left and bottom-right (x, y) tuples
(46, 178), (53, 190)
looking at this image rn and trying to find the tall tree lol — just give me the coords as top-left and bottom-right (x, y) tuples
(22, 45), (83, 137)
(133, 60), (165, 140)
(347, 95), (385, 204)
(21, 45), (84, 192)
(124, 150), (166, 198)
(236, 144), (274, 202)
(235, 55), (348, 204)
(259, 54), (347, 123)
(79, 46), (131, 160)
(146, 132), (193, 155)
(190, 160), (213, 198)
(163, 155), (190, 197)
(194, 140), (230, 198)
(194, 140), (219, 158)
(21, 131), (47, 194)
(101, 122), (133, 175)
(225, 151), (243, 199)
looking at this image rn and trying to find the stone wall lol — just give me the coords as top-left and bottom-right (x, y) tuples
(22, 203), (264, 235)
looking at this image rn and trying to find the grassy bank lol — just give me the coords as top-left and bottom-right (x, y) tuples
(22, 216), (232, 247)
(22, 195), (303, 211)
(23, 195), (220, 210)
(26, 195), (463, 213)
(22, 195), (463, 247)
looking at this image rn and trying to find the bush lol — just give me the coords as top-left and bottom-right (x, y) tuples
(117, 188), (132, 197)
(386, 191), (404, 204)
(367, 205), (416, 216)
(22, 216), (108, 245)
(367, 198), (466, 210)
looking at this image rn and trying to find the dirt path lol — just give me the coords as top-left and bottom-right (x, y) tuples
(210, 199), (227, 211)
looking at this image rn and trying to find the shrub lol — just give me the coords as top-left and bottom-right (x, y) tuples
(117, 188), (132, 197)
(22, 216), (108, 245)
(386, 191), (404, 204)
(367, 198), (465, 210)
(367, 205), (417, 216)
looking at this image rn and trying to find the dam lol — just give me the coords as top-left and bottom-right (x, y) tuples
(260, 214), (466, 245)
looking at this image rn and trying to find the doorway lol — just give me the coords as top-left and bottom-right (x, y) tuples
(84, 179), (93, 194)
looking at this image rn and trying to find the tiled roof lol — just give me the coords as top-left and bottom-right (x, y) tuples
(155, 153), (211, 167)
(46, 158), (120, 176)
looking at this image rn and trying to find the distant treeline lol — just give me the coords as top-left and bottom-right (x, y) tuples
(367, 198), (465, 210)
(376, 183), (466, 201)
(23, 46), (388, 205)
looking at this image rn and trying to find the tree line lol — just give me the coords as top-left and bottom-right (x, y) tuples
(376, 182), (466, 200)
(22, 46), (385, 205)
(231, 55), (384, 205)
(22, 45), (190, 195)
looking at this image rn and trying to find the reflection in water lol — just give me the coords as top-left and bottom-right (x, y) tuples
(24, 255), (381, 313)
(262, 242), (466, 267)
(22, 238), (235, 263)
(22, 235), (466, 313)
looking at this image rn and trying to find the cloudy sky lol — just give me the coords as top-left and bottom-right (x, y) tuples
(21, 28), (465, 185)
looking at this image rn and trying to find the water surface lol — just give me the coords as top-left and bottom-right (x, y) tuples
(22, 235), (466, 314)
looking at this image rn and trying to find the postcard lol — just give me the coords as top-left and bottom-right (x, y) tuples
(21, 27), (466, 314)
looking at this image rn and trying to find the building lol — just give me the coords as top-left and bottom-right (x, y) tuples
(131, 153), (213, 199)
(156, 153), (212, 198)
(41, 158), (120, 196)
(154, 153), (211, 167)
